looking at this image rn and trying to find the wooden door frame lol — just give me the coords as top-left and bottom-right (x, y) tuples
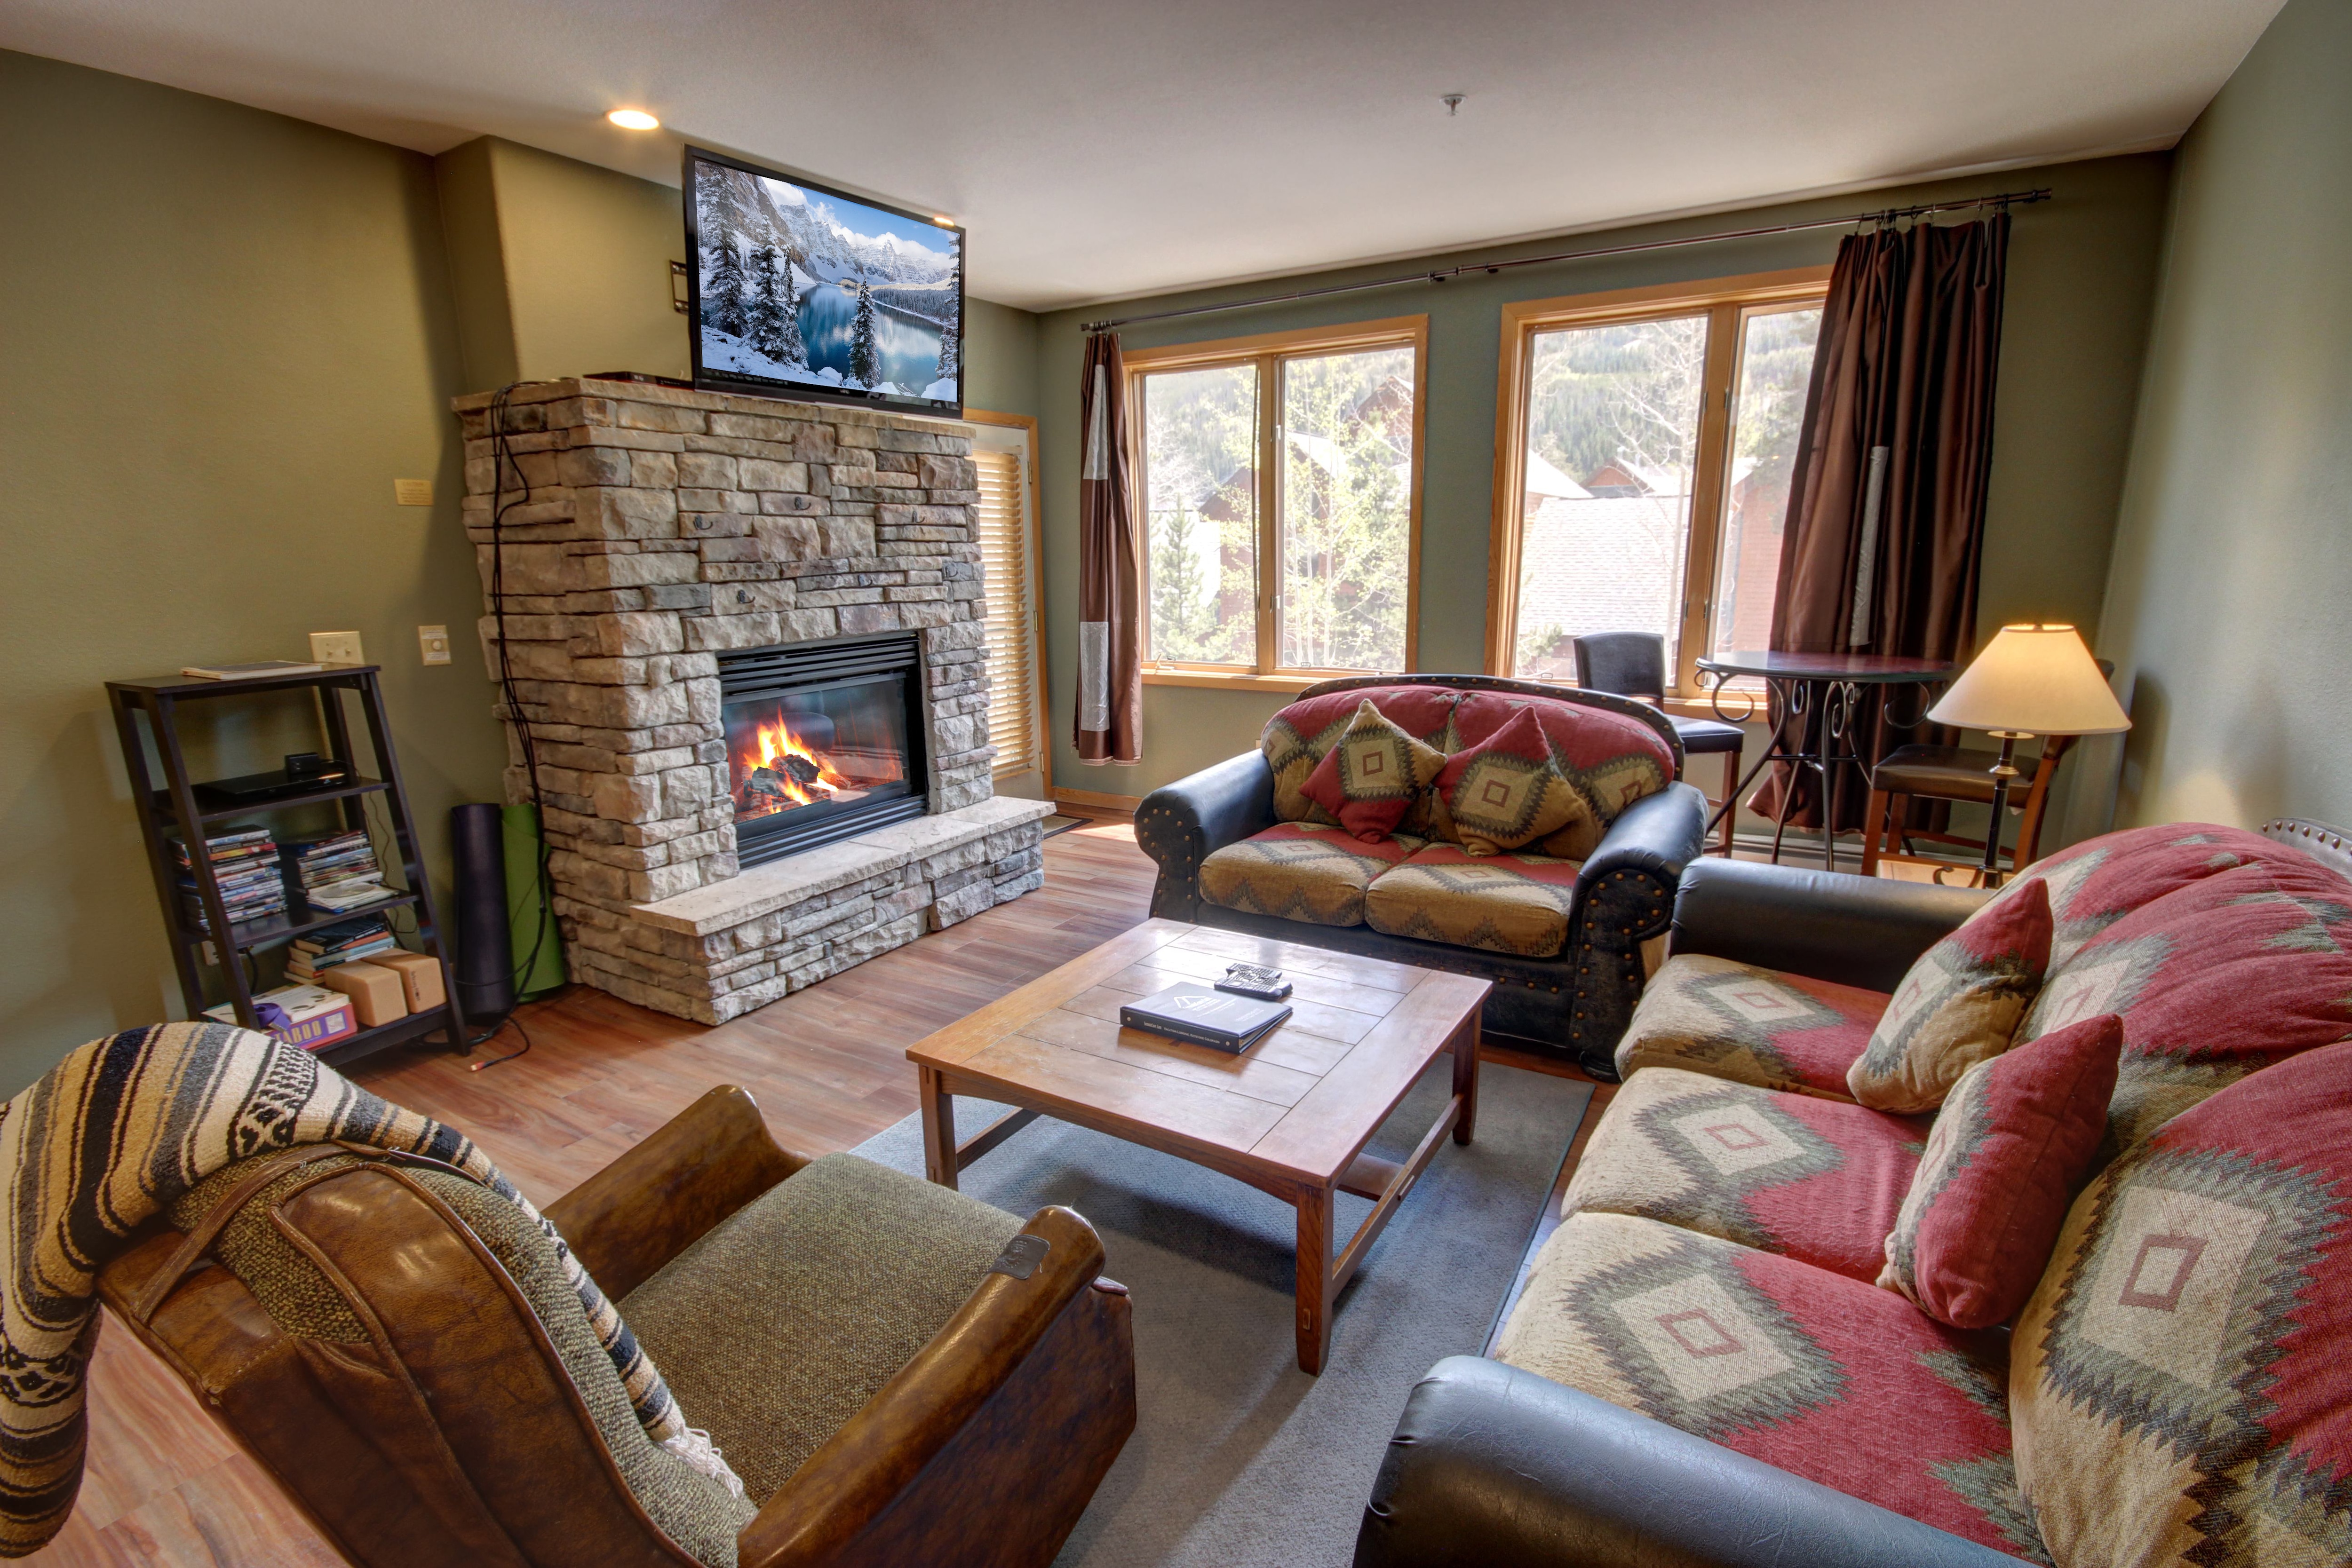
(964, 408), (1048, 780)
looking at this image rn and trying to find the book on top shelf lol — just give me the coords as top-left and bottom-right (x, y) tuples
(178, 660), (324, 681)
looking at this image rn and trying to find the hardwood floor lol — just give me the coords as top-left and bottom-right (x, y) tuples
(39, 811), (1608, 1566)
(37, 815), (1154, 1567)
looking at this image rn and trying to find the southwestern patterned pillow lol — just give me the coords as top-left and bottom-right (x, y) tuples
(1497, 1211), (2049, 1560)
(2010, 1039), (2352, 1567)
(1258, 686), (1458, 825)
(1299, 699), (1446, 844)
(1614, 954), (1891, 1099)
(1447, 690), (1677, 861)
(1430, 706), (1590, 855)
(1847, 879), (2053, 1115)
(1879, 1013), (2122, 1330)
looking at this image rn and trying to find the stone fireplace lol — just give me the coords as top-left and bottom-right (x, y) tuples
(454, 377), (1051, 1024)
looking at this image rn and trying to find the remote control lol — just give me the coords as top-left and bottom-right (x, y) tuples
(1216, 963), (1293, 1001)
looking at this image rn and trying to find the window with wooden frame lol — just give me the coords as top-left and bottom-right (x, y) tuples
(1128, 317), (1426, 691)
(1486, 268), (1830, 699)
(965, 412), (1047, 783)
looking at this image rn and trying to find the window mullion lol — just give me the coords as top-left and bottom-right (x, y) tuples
(1256, 353), (1280, 675)
(1679, 303), (1743, 697)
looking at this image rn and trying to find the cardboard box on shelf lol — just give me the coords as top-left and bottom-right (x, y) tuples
(316, 961), (409, 1027)
(373, 950), (447, 1012)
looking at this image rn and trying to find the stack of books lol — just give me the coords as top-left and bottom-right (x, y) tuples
(285, 915), (398, 982)
(282, 829), (395, 912)
(173, 827), (287, 931)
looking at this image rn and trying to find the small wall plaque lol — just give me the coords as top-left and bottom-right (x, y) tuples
(393, 478), (434, 506)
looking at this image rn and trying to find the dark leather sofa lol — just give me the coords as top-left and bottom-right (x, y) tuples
(1133, 674), (1709, 1074)
(1354, 860), (2026, 1568)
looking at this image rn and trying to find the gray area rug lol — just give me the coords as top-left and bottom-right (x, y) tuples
(852, 1061), (1591, 1568)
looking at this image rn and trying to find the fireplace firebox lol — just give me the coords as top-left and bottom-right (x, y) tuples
(719, 633), (928, 867)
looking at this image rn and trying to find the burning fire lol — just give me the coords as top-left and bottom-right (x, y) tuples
(736, 715), (854, 817)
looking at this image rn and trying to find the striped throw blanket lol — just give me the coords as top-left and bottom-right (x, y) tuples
(0, 1022), (740, 1556)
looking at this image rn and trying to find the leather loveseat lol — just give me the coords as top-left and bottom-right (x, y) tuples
(1358, 818), (2352, 1568)
(1135, 674), (1708, 1072)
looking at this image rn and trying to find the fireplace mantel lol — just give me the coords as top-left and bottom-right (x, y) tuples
(454, 377), (1045, 1024)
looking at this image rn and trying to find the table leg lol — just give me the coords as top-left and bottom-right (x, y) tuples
(1452, 1011), (1481, 1146)
(1768, 678), (1804, 864)
(918, 1066), (958, 1190)
(1822, 683), (1843, 872)
(1716, 751), (1740, 855)
(1295, 1183), (1333, 1375)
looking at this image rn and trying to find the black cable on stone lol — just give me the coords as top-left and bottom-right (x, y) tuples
(474, 382), (558, 1064)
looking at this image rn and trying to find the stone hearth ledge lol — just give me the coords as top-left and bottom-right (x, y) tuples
(634, 795), (1056, 937)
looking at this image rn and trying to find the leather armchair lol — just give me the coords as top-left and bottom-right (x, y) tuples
(94, 1085), (1136, 1568)
(1355, 1356), (2033, 1568)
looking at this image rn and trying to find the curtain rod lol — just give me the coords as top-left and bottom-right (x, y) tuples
(1081, 188), (2050, 334)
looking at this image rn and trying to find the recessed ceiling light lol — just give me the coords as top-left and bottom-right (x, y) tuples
(607, 108), (660, 131)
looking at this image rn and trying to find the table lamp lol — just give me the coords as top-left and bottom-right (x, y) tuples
(1925, 623), (2130, 886)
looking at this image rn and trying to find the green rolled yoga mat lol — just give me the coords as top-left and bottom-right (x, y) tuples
(503, 803), (568, 1000)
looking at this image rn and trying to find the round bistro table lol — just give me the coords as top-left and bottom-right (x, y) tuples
(1693, 650), (1956, 872)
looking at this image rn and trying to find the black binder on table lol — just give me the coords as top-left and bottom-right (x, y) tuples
(1118, 983), (1292, 1055)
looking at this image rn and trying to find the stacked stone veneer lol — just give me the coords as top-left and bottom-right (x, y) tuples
(454, 377), (1049, 1024)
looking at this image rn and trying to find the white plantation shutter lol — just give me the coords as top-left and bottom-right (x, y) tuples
(974, 447), (1041, 775)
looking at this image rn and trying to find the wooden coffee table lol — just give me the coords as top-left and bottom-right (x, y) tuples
(906, 919), (1490, 1373)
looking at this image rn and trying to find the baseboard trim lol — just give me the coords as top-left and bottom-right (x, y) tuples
(1051, 786), (1143, 812)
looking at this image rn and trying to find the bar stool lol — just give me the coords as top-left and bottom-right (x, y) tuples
(1859, 738), (2075, 876)
(1859, 656), (2113, 877)
(1571, 633), (1743, 855)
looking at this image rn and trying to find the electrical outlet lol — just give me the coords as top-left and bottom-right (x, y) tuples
(310, 631), (364, 665)
(418, 625), (452, 665)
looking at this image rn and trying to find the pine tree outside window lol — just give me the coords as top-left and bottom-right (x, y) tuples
(1129, 317), (1426, 687)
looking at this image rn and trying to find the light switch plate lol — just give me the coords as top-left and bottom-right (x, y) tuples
(393, 478), (434, 506)
(310, 631), (364, 665)
(418, 625), (452, 665)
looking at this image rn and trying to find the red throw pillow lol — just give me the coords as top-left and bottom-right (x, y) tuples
(1847, 879), (2053, 1114)
(1878, 1012), (2122, 1330)
(1431, 706), (1591, 856)
(1300, 699), (1446, 844)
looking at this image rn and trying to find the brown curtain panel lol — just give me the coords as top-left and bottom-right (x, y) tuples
(1075, 331), (1143, 764)
(1750, 213), (2011, 830)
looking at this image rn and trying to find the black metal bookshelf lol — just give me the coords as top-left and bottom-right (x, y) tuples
(107, 664), (467, 1069)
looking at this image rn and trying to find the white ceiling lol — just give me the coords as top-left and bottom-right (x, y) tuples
(3, 0), (2281, 312)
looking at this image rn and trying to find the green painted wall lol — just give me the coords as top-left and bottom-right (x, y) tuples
(2089, 0), (2352, 835)
(1033, 156), (2174, 839)
(963, 298), (1042, 419)
(477, 137), (695, 383)
(0, 50), (501, 1094)
(433, 135), (1043, 417)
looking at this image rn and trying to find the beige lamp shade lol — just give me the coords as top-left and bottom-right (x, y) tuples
(1926, 623), (2131, 736)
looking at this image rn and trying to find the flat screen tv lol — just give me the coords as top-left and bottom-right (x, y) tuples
(684, 147), (965, 418)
